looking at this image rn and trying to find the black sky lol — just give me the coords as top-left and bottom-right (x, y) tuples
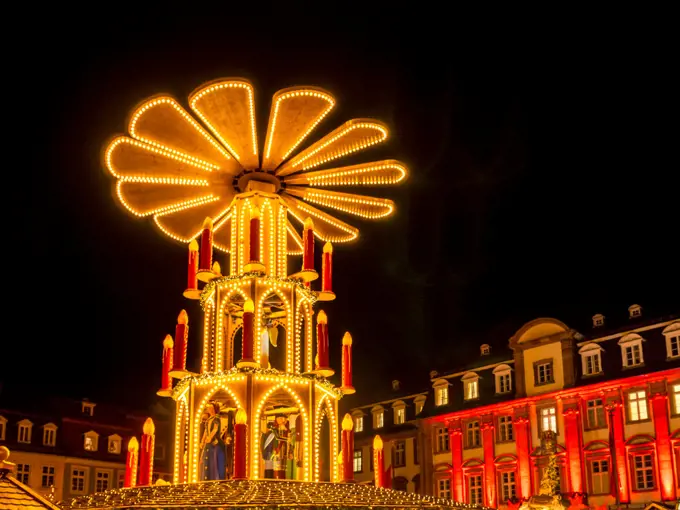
(14, 10), (679, 409)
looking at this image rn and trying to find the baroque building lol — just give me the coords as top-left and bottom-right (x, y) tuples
(0, 396), (171, 502)
(347, 305), (680, 508)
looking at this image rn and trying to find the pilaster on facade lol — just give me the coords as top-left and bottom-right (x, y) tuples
(650, 386), (676, 501)
(447, 419), (464, 502)
(562, 401), (584, 493)
(481, 416), (496, 507)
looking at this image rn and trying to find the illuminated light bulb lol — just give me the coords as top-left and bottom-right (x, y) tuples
(177, 310), (188, 325)
(317, 310), (327, 324)
(304, 217), (314, 230)
(323, 241), (332, 253)
(342, 413), (353, 431)
(203, 216), (214, 230)
(189, 239), (198, 252)
(163, 335), (173, 349)
(373, 435), (383, 450)
(235, 408), (247, 425)
(244, 299), (255, 313)
(142, 418), (155, 435)
(342, 332), (352, 345)
(127, 437), (139, 452)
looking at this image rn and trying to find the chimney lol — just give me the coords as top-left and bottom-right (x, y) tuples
(592, 314), (604, 327)
(429, 370), (439, 379)
(628, 304), (642, 319)
(392, 380), (400, 391)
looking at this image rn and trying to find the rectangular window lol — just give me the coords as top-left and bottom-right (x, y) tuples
(586, 399), (606, 429)
(395, 407), (405, 425)
(534, 360), (554, 385)
(437, 478), (451, 499)
(354, 416), (363, 432)
(500, 471), (516, 501)
(436, 387), (449, 406)
(84, 436), (97, 451)
(628, 390), (649, 422)
(669, 335), (680, 358)
(18, 425), (31, 443)
(369, 447), (373, 471)
(591, 460), (609, 494)
(394, 441), (406, 467)
(498, 416), (514, 442)
(17, 464), (30, 485)
(466, 421), (481, 448)
(633, 454), (654, 490)
(623, 344), (642, 367)
(0, 420), (5, 441)
(71, 468), (86, 493)
(468, 475), (483, 505)
(465, 379), (479, 400)
(415, 400), (424, 415)
(374, 412), (384, 429)
(413, 437), (419, 465)
(436, 427), (450, 452)
(95, 471), (110, 493)
(43, 428), (56, 447)
(497, 373), (512, 394)
(118, 473), (125, 488)
(674, 384), (680, 415)
(353, 449), (363, 473)
(584, 353), (602, 375)
(540, 407), (557, 433)
(41, 466), (55, 488)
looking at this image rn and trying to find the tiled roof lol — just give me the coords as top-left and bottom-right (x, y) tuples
(0, 472), (61, 510)
(58, 479), (483, 509)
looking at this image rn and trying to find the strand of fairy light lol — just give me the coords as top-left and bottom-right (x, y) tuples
(212, 209), (233, 253)
(278, 206), (287, 275)
(216, 285), (248, 370)
(301, 191), (395, 219)
(106, 137), (218, 173)
(129, 97), (233, 163)
(264, 90), (335, 161)
(303, 162), (407, 187)
(313, 395), (338, 482)
(287, 204), (358, 243)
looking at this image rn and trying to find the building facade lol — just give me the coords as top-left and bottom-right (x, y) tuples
(347, 305), (680, 508)
(0, 397), (172, 502)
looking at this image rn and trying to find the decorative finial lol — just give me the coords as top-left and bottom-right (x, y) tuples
(342, 413), (354, 431)
(317, 310), (327, 324)
(188, 239), (199, 251)
(142, 418), (155, 435)
(373, 435), (383, 450)
(127, 437), (139, 452)
(162, 335), (173, 348)
(202, 216), (213, 230)
(235, 408), (247, 425)
(304, 217), (314, 230)
(323, 241), (333, 253)
(244, 299), (255, 314)
(342, 332), (352, 345)
(177, 309), (188, 324)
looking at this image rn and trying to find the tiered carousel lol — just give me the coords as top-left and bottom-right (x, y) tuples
(58, 78), (481, 510)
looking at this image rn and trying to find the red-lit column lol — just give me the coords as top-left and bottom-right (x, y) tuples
(651, 392), (676, 501)
(481, 420), (497, 507)
(563, 407), (584, 493)
(609, 403), (630, 503)
(233, 409), (247, 479)
(513, 417), (532, 499)
(449, 421), (464, 502)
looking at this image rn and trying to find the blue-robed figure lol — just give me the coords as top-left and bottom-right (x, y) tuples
(200, 402), (226, 480)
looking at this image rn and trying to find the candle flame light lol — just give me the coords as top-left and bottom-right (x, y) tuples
(235, 408), (247, 425)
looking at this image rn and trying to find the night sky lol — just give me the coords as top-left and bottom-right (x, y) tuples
(15, 12), (678, 410)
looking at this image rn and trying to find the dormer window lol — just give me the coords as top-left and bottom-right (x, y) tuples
(592, 314), (604, 327)
(353, 415), (364, 433)
(461, 373), (480, 401)
(43, 423), (57, 447)
(392, 380), (400, 391)
(480, 344), (491, 356)
(492, 364), (513, 394)
(17, 419), (33, 443)
(84, 430), (99, 451)
(662, 322), (680, 359)
(619, 333), (644, 368)
(414, 395), (426, 415)
(628, 304), (642, 318)
(108, 434), (122, 454)
(82, 402), (96, 416)
(393, 401), (406, 425)
(371, 406), (385, 429)
(579, 343), (604, 376)
(433, 379), (449, 406)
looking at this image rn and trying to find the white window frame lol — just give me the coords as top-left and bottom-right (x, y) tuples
(663, 322), (680, 359)
(117, 472), (125, 488)
(414, 396), (426, 415)
(627, 390), (649, 422)
(17, 419), (33, 444)
(43, 423), (57, 447)
(466, 420), (481, 448)
(393, 401), (406, 425)
(353, 449), (363, 473)
(468, 474), (483, 505)
(84, 430), (99, 451)
(353, 414), (364, 433)
(70, 466), (87, 494)
(16, 463), (30, 485)
(0, 416), (6, 441)
(633, 453), (654, 490)
(673, 383), (680, 415)
(591, 459), (610, 494)
(41, 465), (55, 488)
(394, 440), (406, 467)
(108, 434), (122, 454)
(95, 469), (111, 493)
(462, 373), (479, 401)
(540, 406), (557, 433)
(535, 361), (553, 385)
(433, 379), (449, 406)
(371, 406), (384, 429)
(498, 415), (514, 442)
(586, 398), (606, 429)
(579, 343), (604, 376)
(493, 364), (513, 394)
(618, 333), (644, 368)
(436, 426), (450, 452)
(437, 478), (451, 499)
(500, 471), (516, 501)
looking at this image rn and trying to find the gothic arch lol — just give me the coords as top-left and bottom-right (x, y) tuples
(218, 287), (249, 370)
(314, 394), (338, 482)
(255, 289), (292, 369)
(296, 298), (313, 372)
(174, 397), (190, 483)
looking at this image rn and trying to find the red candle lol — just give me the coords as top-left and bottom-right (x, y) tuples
(238, 299), (255, 365)
(157, 335), (174, 396)
(341, 332), (355, 394)
(124, 437), (139, 487)
(373, 435), (385, 488)
(138, 418), (155, 486)
(322, 241), (333, 292)
(170, 310), (189, 377)
(199, 216), (213, 271)
(249, 207), (261, 263)
(186, 240), (199, 289)
(316, 310), (331, 374)
(341, 414), (354, 482)
(303, 217), (314, 271)
(233, 408), (247, 479)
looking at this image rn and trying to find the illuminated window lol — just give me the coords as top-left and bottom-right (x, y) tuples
(373, 410), (384, 429)
(498, 416), (514, 442)
(108, 435), (122, 454)
(466, 421), (481, 448)
(500, 471), (516, 501)
(433, 379), (449, 406)
(18, 420), (32, 444)
(353, 449), (363, 473)
(468, 475), (483, 505)
(590, 460), (610, 494)
(84, 431), (99, 451)
(462, 373), (479, 401)
(41, 466), (55, 488)
(579, 343), (603, 376)
(437, 478), (451, 499)
(540, 407), (557, 433)
(534, 360), (554, 385)
(394, 441), (406, 467)
(619, 334), (644, 368)
(586, 399), (606, 429)
(393, 401), (406, 425)
(628, 390), (649, 422)
(71, 468), (86, 493)
(82, 402), (95, 416)
(674, 384), (680, 414)
(633, 454), (654, 490)
(43, 424), (57, 447)
(16, 464), (30, 485)
(436, 427), (450, 452)
(354, 416), (364, 433)
(663, 323), (680, 359)
(0, 416), (6, 441)
(414, 396), (426, 415)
